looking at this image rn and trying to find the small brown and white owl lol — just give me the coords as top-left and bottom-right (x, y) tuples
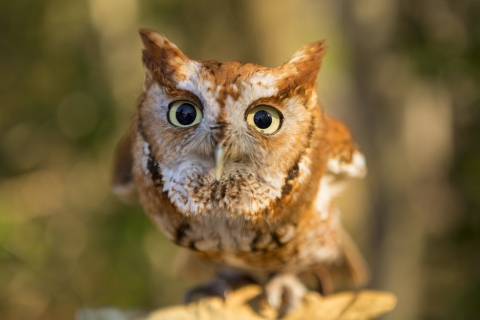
(113, 29), (368, 316)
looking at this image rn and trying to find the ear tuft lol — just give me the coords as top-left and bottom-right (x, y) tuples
(139, 29), (177, 53)
(281, 40), (328, 86)
(138, 29), (194, 84)
(288, 40), (328, 65)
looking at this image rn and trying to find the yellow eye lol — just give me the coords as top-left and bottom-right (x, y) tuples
(246, 105), (282, 134)
(168, 101), (202, 128)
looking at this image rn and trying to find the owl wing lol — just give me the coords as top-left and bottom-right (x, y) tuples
(322, 116), (369, 289)
(324, 115), (366, 179)
(112, 130), (138, 202)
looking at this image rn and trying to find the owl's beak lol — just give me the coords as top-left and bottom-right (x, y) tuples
(214, 144), (226, 181)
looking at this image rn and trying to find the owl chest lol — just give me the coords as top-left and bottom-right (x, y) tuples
(149, 205), (341, 272)
(159, 210), (290, 254)
(134, 134), (341, 271)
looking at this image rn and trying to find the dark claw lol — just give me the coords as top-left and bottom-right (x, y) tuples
(184, 269), (260, 304)
(217, 269), (260, 288)
(183, 277), (230, 304)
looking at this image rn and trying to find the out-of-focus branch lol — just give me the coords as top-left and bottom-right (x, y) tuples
(77, 285), (396, 320)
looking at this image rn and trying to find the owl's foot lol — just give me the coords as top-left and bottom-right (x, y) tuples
(264, 273), (307, 318)
(184, 276), (230, 304)
(184, 269), (259, 304)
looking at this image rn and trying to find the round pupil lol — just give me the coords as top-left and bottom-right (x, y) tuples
(175, 103), (196, 125)
(253, 110), (272, 129)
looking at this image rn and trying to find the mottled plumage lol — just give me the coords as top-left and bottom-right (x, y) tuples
(113, 29), (368, 315)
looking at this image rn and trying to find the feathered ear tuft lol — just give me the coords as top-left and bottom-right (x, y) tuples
(139, 29), (195, 85)
(139, 29), (189, 60)
(288, 40), (327, 64)
(281, 40), (328, 86)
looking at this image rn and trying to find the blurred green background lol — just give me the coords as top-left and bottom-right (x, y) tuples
(1, 0), (479, 319)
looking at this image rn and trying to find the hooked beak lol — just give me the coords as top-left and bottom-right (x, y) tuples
(214, 144), (226, 181)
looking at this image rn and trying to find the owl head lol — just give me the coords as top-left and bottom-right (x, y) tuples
(133, 29), (328, 221)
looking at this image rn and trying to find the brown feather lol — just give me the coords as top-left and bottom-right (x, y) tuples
(112, 130), (137, 202)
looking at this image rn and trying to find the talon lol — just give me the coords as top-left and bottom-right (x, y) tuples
(264, 273), (307, 318)
(184, 277), (230, 304)
(217, 268), (260, 288)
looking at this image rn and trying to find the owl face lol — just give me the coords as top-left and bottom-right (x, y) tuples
(136, 30), (327, 220)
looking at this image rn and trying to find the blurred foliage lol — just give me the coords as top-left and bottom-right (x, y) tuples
(0, 1), (191, 319)
(0, 0), (479, 320)
(394, 1), (480, 318)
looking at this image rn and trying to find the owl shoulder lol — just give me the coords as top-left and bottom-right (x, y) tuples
(324, 116), (366, 179)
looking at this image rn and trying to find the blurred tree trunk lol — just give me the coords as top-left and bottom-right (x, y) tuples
(339, 0), (480, 319)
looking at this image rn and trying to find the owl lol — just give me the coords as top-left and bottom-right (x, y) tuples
(113, 29), (369, 316)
